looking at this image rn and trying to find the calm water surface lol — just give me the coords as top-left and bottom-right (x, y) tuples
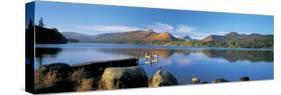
(35, 43), (273, 84)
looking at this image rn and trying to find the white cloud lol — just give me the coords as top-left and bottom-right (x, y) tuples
(191, 33), (210, 40)
(146, 22), (174, 32)
(77, 25), (143, 34)
(176, 24), (196, 33)
(174, 24), (208, 39)
(216, 31), (230, 35)
(93, 25), (143, 32)
(216, 31), (252, 35)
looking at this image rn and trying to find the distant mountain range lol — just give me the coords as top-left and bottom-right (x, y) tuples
(199, 32), (273, 48)
(202, 32), (245, 42)
(202, 35), (228, 42)
(62, 30), (180, 43)
(183, 35), (196, 41)
(63, 31), (271, 42)
(61, 30), (273, 48)
(201, 32), (273, 43)
(62, 32), (97, 42)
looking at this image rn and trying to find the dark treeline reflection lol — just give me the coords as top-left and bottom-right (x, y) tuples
(35, 48), (61, 65)
(97, 48), (273, 63)
(96, 48), (191, 58)
(202, 50), (273, 62)
(34, 47), (273, 65)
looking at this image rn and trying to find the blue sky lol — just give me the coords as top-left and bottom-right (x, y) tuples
(29, 1), (273, 39)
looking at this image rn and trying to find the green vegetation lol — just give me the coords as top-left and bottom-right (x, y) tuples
(93, 35), (273, 49)
(228, 35), (273, 48)
(191, 41), (228, 47)
(149, 36), (273, 49)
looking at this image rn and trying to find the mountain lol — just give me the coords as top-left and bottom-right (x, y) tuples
(198, 32), (273, 48)
(61, 31), (273, 48)
(174, 35), (197, 41)
(93, 30), (179, 43)
(182, 35), (193, 41)
(224, 32), (241, 39)
(201, 35), (228, 42)
(202, 32), (242, 42)
(62, 30), (179, 43)
(62, 32), (96, 42)
(228, 34), (273, 48)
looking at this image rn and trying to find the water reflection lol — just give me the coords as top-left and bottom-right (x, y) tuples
(34, 47), (273, 67)
(97, 48), (179, 58)
(202, 49), (273, 62)
(97, 48), (273, 63)
(34, 47), (273, 66)
(35, 48), (61, 66)
(33, 44), (273, 84)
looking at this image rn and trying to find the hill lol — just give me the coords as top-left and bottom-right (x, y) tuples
(202, 32), (241, 42)
(62, 32), (96, 42)
(228, 34), (273, 48)
(62, 30), (179, 43)
(197, 32), (273, 48)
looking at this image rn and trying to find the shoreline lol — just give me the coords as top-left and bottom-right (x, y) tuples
(36, 43), (274, 50)
(34, 58), (254, 93)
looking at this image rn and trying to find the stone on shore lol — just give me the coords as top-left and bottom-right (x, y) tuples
(201, 81), (209, 84)
(212, 78), (229, 83)
(240, 76), (250, 81)
(99, 66), (148, 89)
(191, 77), (200, 84)
(35, 63), (74, 92)
(75, 78), (95, 91)
(70, 67), (87, 81)
(150, 70), (177, 87)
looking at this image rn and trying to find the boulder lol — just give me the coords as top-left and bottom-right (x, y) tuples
(212, 78), (229, 83)
(240, 76), (250, 81)
(70, 67), (87, 81)
(191, 77), (200, 84)
(75, 78), (95, 91)
(150, 70), (177, 87)
(201, 81), (209, 84)
(35, 63), (74, 93)
(99, 66), (148, 89)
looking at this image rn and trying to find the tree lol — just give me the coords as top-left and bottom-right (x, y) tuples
(38, 17), (44, 27)
(28, 18), (34, 29)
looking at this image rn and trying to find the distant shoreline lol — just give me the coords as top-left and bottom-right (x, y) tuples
(36, 42), (274, 50)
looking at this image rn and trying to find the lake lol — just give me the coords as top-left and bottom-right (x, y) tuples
(35, 43), (273, 84)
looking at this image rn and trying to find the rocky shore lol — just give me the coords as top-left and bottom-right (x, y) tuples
(35, 58), (139, 93)
(34, 58), (251, 93)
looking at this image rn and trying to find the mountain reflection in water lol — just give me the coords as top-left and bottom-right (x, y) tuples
(33, 43), (273, 84)
(96, 48), (273, 63)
